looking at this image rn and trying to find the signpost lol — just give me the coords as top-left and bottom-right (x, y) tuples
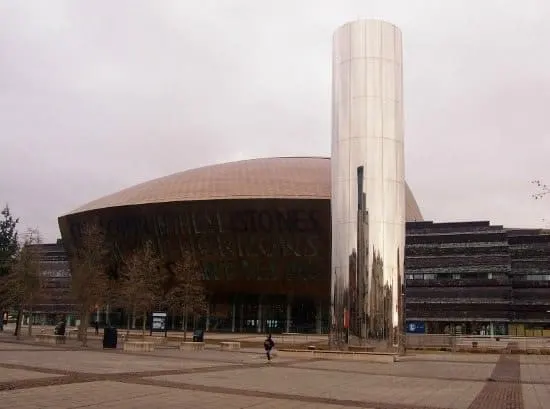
(150, 312), (167, 337)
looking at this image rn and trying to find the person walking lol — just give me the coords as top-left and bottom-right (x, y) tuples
(264, 334), (275, 362)
(94, 321), (99, 335)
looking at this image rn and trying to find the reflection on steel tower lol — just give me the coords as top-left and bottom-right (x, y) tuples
(330, 20), (405, 350)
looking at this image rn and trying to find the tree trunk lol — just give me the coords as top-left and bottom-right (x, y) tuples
(131, 306), (136, 329)
(142, 312), (146, 335)
(126, 312), (131, 330)
(79, 307), (89, 347)
(27, 304), (33, 337)
(14, 308), (22, 339)
(183, 308), (188, 342)
(105, 304), (110, 326)
(205, 303), (210, 332)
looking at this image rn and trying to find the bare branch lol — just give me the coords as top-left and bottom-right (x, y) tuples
(68, 223), (109, 346)
(532, 180), (550, 200)
(118, 240), (163, 333)
(165, 251), (207, 339)
(0, 228), (43, 337)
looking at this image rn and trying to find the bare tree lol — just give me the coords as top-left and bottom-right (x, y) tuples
(69, 223), (109, 347)
(531, 180), (549, 227)
(0, 228), (43, 339)
(166, 252), (207, 341)
(532, 180), (549, 200)
(118, 240), (162, 335)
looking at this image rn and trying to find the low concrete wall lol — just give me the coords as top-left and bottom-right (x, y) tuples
(66, 329), (79, 339)
(123, 341), (155, 352)
(125, 335), (168, 344)
(180, 342), (205, 351)
(150, 336), (168, 345)
(279, 349), (396, 363)
(348, 346), (375, 352)
(406, 335), (550, 354)
(220, 341), (241, 351)
(34, 334), (66, 345)
(406, 334), (453, 350)
(455, 338), (508, 353)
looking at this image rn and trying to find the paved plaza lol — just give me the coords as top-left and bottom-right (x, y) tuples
(0, 335), (549, 408)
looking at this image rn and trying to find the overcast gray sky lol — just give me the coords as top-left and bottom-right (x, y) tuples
(1, 0), (548, 242)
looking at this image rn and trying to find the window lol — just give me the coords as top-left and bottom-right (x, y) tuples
(525, 274), (550, 281)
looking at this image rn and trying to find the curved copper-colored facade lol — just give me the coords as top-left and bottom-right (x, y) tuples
(59, 157), (422, 334)
(64, 157), (422, 221)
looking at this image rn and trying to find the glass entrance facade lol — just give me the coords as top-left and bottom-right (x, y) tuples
(99, 295), (328, 334)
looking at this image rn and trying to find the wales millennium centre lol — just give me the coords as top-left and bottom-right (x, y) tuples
(41, 20), (550, 348)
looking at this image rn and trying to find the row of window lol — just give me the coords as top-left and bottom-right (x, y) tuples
(406, 273), (550, 281)
(406, 273), (506, 280)
(41, 270), (70, 278)
(522, 274), (550, 281)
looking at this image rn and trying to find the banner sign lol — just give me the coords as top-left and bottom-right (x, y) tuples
(406, 321), (425, 334)
(151, 312), (167, 336)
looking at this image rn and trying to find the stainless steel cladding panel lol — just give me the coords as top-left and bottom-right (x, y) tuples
(330, 20), (405, 350)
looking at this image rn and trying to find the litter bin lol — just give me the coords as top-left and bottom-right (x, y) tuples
(192, 329), (204, 342)
(103, 326), (118, 349)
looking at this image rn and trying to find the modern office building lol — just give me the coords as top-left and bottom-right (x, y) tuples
(406, 221), (550, 336)
(27, 240), (75, 325)
(507, 229), (550, 336)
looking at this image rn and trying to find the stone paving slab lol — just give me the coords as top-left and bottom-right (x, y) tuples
(523, 384), (550, 409)
(0, 342), (56, 351)
(0, 368), (60, 383)
(150, 366), (484, 409)
(291, 360), (495, 382)
(522, 355), (550, 364)
(0, 381), (357, 409)
(2, 338), (550, 408)
(401, 353), (500, 364)
(0, 350), (221, 374)
(147, 346), (295, 364)
(467, 355), (523, 409)
(520, 362), (550, 384)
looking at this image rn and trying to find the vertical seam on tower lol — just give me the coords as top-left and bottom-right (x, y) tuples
(363, 20), (368, 198)
(347, 23), (352, 314)
(379, 22), (385, 279)
(348, 23), (352, 216)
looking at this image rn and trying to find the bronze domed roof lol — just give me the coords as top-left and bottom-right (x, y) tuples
(66, 156), (423, 221)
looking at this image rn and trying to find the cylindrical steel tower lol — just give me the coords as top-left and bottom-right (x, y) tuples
(330, 19), (405, 350)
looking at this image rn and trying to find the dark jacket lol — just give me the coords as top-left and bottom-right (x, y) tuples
(264, 337), (274, 351)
